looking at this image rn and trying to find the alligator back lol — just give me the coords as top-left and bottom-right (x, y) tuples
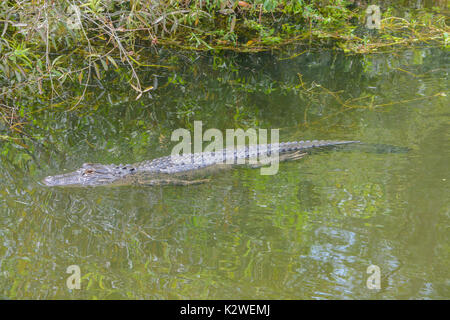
(137, 140), (360, 174)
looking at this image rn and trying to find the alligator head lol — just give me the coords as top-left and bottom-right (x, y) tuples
(43, 163), (136, 187)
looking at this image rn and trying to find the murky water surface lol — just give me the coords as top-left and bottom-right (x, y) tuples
(0, 47), (448, 299)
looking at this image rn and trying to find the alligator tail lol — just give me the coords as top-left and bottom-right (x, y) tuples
(275, 140), (360, 153)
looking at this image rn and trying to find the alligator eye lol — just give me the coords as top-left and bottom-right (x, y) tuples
(83, 169), (95, 175)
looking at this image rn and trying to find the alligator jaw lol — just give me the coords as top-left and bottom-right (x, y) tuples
(43, 171), (84, 187)
(42, 163), (135, 187)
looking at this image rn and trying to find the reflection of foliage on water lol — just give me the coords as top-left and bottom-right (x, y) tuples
(3, 48), (447, 172)
(0, 1), (447, 142)
(0, 154), (393, 298)
(0, 47), (448, 299)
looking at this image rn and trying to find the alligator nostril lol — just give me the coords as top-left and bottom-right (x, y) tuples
(43, 176), (52, 185)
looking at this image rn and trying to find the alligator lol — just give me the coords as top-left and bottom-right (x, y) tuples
(42, 140), (359, 187)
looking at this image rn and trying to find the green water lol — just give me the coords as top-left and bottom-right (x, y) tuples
(0, 47), (448, 299)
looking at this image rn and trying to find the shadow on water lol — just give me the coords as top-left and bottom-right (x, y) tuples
(324, 143), (412, 154)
